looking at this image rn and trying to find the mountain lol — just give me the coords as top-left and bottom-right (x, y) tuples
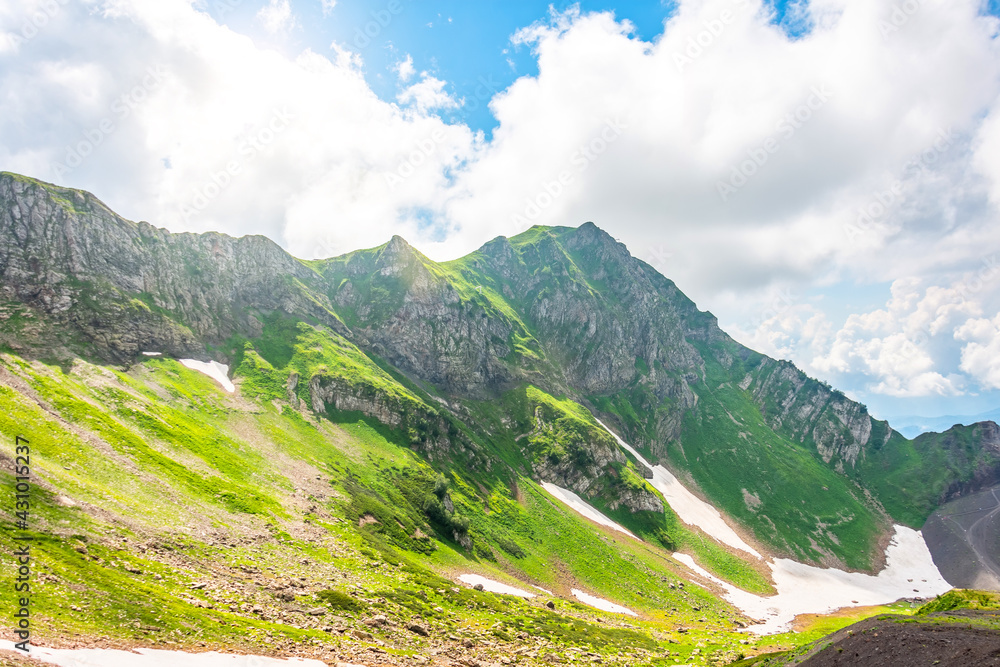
(887, 409), (1000, 439)
(2, 171), (1000, 664)
(3, 171), (1000, 569)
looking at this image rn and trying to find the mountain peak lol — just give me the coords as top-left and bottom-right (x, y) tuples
(386, 234), (411, 250)
(572, 221), (619, 246)
(378, 234), (424, 267)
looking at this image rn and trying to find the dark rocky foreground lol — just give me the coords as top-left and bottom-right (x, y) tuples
(738, 608), (1000, 667)
(797, 610), (1000, 666)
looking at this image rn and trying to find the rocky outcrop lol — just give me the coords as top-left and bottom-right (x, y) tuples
(523, 402), (664, 515)
(746, 358), (881, 468)
(320, 236), (519, 396)
(0, 172), (341, 362)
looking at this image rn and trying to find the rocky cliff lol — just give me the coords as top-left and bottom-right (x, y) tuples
(0, 172), (341, 363)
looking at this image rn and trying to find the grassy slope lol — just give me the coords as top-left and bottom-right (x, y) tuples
(0, 352), (805, 666)
(260, 226), (910, 573)
(677, 350), (884, 570)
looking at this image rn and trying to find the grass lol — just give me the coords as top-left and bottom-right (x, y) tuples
(0, 350), (788, 665)
(916, 589), (1000, 615)
(646, 345), (887, 570)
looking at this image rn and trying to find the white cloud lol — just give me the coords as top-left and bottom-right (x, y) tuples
(257, 0), (295, 35)
(397, 74), (460, 113)
(320, 0), (336, 17)
(394, 54), (415, 82)
(808, 269), (999, 397)
(0, 0), (475, 258)
(957, 314), (1000, 390)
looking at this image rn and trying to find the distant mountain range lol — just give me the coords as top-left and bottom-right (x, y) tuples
(886, 409), (1000, 439)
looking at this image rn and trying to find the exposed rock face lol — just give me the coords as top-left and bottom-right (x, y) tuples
(322, 236), (518, 396)
(746, 358), (881, 468)
(938, 421), (1000, 502)
(0, 172), (340, 362)
(309, 374), (405, 428)
(524, 403), (664, 515)
(307, 372), (464, 462)
(607, 487), (664, 514)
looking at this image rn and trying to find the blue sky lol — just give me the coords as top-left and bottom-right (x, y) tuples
(2, 0), (1000, 422)
(209, 0), (825, 135)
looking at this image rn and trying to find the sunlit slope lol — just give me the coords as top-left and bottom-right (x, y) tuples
(0, 352), (770, 665)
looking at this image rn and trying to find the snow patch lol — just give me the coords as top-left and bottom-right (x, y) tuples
(458, 574), (536, 598)
(540, 481), (637, 538)
(595, 419), (760, 557)
(141, 351), (162, 356)
(0, 642), (326, 666)
(673, 525), (950, 634)
(570, 589), (638, 616)
(596, 420), (951, 634)
(179, 359), (235, 393)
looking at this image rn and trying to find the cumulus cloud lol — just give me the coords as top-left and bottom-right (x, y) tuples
(1, 0), (999, 407)
(808, 262), (1000, 396)
(957, 314), (1000, 390)
(441, 0), (1000, 293)
(0, 0), (475, 258)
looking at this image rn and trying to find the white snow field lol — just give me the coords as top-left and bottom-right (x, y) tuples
(0, 642), (326, 667)
(570, 589), (638, 616)
(673, 526), (949, 634)
(458, 573), (536, 598)
(540, 481), (637, 538)
(594, 418), (760, 557)
(595, 420), (951, 633)
(179, 358), (235, 392)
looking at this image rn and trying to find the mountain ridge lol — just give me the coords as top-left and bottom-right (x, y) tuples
(2, 171), (999, 574)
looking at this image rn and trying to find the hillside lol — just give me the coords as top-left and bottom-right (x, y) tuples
(2, 172), (1000, 664)
(4, 172), (997, 570)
